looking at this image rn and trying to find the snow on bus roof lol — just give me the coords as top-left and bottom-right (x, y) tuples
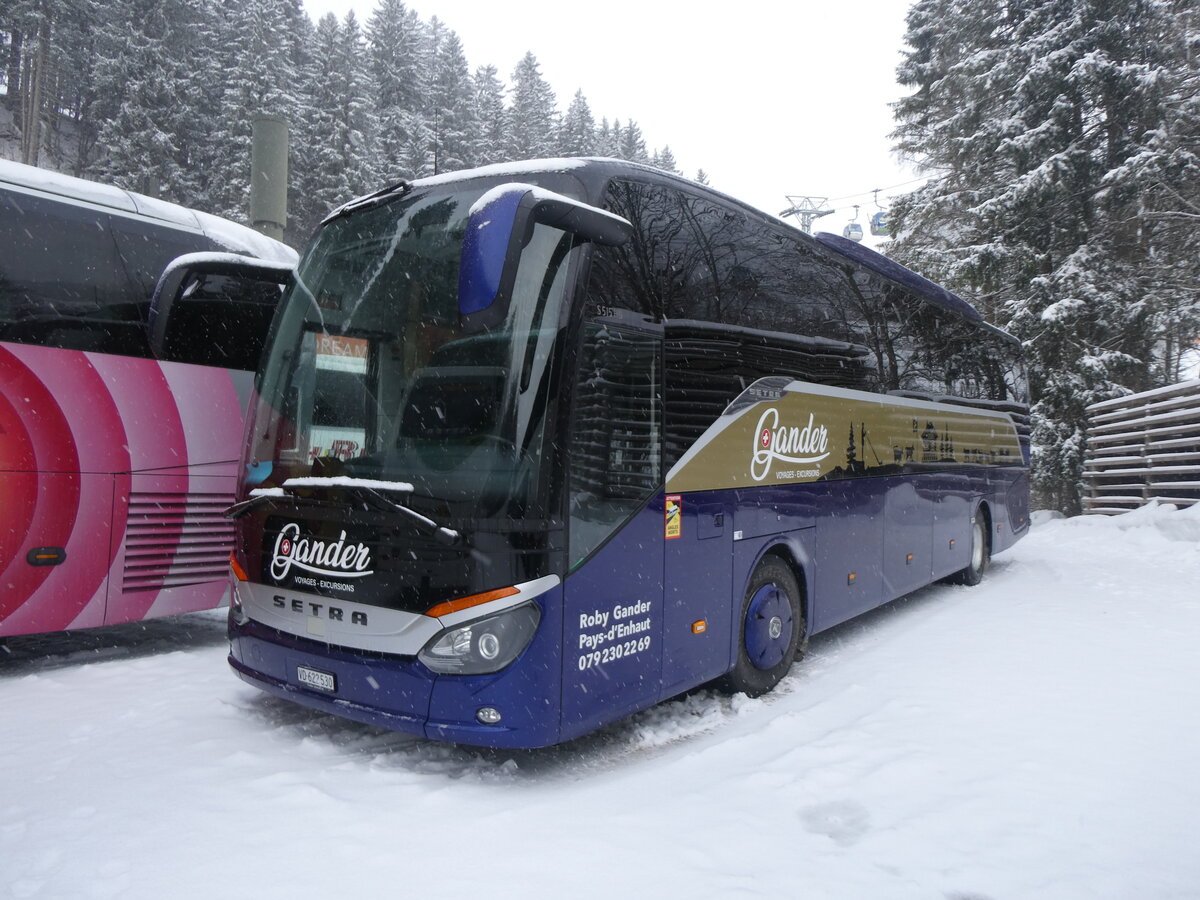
(1, 157), (192, 225)
(192, 209), (298, 264)
(813, 231), (984, 323)
(411, 158), (588, 191)
(281, 476), (416, 493)
(323, 159), (594, 227)
(0, 157), (297, 264)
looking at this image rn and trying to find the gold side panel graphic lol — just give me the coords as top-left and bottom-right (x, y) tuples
(666, 381), (1023, 494)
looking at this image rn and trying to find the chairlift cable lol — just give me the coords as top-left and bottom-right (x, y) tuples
(825, 176), (926, 204)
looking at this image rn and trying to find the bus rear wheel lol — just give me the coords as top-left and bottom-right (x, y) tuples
(719, 558), (805, 697)
(946, 508), (991, 586)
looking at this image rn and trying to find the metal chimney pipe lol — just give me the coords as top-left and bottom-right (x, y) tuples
(250, 115), (288, 242)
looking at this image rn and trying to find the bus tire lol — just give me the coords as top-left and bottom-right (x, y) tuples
(719, 558), (805, 697)
(947, 507), (991, 586)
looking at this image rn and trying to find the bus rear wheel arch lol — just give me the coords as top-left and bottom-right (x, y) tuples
(719, 555), (807, 697)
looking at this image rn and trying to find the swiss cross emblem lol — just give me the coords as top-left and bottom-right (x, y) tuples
(760, 428), (771, 448)
(279, 538), (292, 556)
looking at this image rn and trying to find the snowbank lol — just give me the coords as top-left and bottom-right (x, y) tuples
(2, 506), (1199, 899)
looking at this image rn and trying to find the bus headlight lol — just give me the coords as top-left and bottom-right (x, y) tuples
(418, 603), (541, 675)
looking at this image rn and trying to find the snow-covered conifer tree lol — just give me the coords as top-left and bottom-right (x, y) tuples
(398, 112), (433, 179)
(3, 0), (97, 167)
(428, 28), (477, 173)
(89, 0), (216, 204)
(367, 0), (426, 182)
(559, 89), (595, 156)
(594, 117), (617, 158)
(617, 119), (648, 163)
(506, 51), (558, 160)
(470, 63), (507, 165)
(653, 145), (679, 174)
(291, 11), (379, 237)
(891, 0), (1200, 513)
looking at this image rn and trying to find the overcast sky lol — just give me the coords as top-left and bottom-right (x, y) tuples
(302, 0), (920, 240)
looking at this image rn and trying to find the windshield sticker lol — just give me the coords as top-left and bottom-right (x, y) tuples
(308, 431), (363, 463)
(314, 334), (369, 372)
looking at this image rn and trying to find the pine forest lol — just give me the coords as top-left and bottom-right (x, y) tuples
(0, 0), (684, 244)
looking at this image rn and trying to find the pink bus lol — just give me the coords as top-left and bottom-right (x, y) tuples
(0, 160), (296, 638)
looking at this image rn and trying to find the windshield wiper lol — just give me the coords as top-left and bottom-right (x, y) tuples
(355, 487), (462, 547)
(322, 180), (412, 225)
(224, 489), (332, 520)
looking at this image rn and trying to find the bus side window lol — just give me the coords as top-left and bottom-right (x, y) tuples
(600, 179), (880, 469)
(0, 190), (152, 358)
(111, 215), (215, 299)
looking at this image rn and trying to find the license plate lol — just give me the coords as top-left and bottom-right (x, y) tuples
(297, 665), (337, 693)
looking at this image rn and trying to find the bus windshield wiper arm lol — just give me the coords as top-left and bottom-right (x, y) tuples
(356, 487), (462, 547)
(224, 489), (332, 520)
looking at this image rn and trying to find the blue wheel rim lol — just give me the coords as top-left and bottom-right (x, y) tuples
(744, 583), (793, 670)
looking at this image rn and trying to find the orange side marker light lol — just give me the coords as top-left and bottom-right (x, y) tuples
(26, 547), (66, 566)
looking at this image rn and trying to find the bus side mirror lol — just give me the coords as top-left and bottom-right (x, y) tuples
(149, 252), (295, 370)
(458, 183), (631, 332)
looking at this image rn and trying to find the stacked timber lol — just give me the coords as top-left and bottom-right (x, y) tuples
(1083, 380), (1200, 514)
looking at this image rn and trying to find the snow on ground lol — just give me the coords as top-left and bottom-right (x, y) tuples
(3, 504), (1200, 900)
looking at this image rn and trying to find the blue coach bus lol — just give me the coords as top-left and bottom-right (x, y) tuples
(210, 158), (1030, 748)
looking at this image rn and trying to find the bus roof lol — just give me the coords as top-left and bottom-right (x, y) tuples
(812, 231), (984, 323)
(1, 158), (196, 224)
(399, 158), (987, 327)
(0, 158), (297, 264)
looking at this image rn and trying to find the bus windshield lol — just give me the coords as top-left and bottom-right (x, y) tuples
(248, 184), (576, 519)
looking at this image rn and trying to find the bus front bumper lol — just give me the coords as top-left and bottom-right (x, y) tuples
(227, 617), (561, 749)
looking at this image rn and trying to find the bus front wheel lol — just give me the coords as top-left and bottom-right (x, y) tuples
(719, 558), (805, 697)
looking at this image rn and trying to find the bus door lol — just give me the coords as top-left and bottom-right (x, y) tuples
(561, 314), (664, 741)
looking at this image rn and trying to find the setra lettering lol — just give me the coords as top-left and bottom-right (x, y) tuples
(271, 594), (367, 626)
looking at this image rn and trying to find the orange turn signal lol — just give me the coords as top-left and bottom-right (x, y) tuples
(691, 620), (707, 634)
(230, 553), (249, 582)
(426, 586), (520, 619)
